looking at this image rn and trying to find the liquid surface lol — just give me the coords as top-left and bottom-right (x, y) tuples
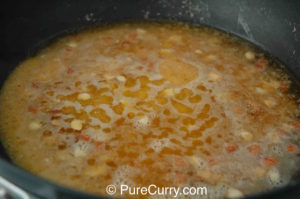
(0, 23), (300, 198)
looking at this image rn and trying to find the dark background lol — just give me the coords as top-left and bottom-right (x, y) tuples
(0, 0), (300, 199)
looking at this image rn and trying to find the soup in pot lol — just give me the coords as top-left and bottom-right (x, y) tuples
(0, 23), (299, 198)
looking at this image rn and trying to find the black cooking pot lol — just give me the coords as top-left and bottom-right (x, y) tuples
(0, 0), (300, 198)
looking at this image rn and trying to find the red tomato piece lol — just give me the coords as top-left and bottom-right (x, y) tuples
(31, 82), (39, 89)
(67, 67), (74, 74)
(256, 58), (268, 69)
(291, 121), (300, 129)
(140, 56), (148, 62)
(147, 62), (154, 71)
(279, 82), (289, 92)
(264, 156), (278, 167)
(65, 47), (72, 52)
(287, 144), (298, 152)
(247, 144), (262, 155)
(48, 109), (61, 115)
(209, 158), (217, 166)
(129, 32), (137, 41)
(226, 144), (238, 153)
(121, 40), (131, 47)
(80, 134), (90, 142)
(28, 106), (37, 113)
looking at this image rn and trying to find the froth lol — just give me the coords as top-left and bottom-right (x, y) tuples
(112, 165), (136, 188)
